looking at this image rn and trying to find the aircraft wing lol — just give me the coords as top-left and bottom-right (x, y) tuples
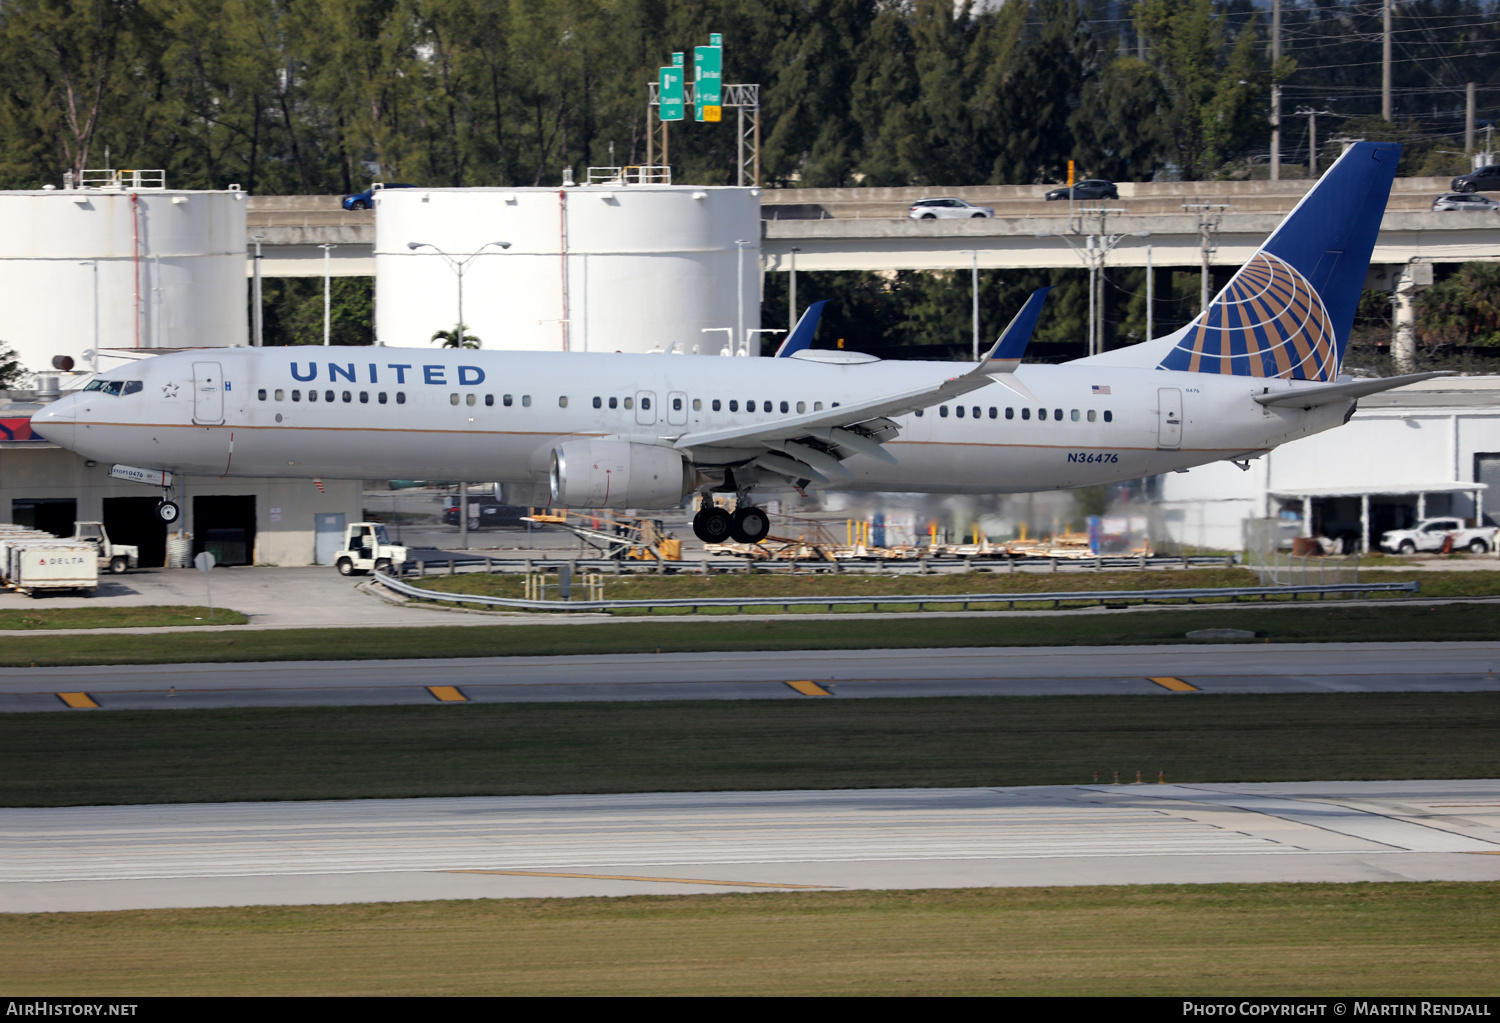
(1254, 371), (1452, 409)
(674, 288), (1051, 482)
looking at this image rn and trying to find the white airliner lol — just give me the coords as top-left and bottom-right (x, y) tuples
(33, 141), (1433, 545)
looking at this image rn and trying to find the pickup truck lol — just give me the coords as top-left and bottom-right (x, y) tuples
(1379, 517), (1498, 555)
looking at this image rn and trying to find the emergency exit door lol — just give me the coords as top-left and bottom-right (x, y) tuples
(193, 362), (224, 424)
(1157, 388), (1183, 450)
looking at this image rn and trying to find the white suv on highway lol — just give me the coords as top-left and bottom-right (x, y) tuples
(909, 198), (994, 220)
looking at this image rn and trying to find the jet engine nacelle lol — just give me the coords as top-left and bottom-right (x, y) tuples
(549, 439), (692, 509)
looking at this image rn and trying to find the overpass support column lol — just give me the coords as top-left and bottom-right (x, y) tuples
(1391, 262), (1432, 374)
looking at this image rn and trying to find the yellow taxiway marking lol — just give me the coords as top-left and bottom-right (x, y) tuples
(1148, 677), (1200, 692)
(785, 680), (833, 696)
(56, 692), (99, 709)
(427, 686), (468, 702)
(444, 869), (832, 889)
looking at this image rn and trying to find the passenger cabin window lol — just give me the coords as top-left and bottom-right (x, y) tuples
(746, 400), (756, 413)
(1054, 408), (1062, 420)
(608, 397), (618, 409)
(292, 390), (301, 402)
(592, 397), (602, 409)
(914, 409), (923, 417)
(624, 397), (634, 410)
(672, 397), (682, 411)
(1103, 410), (1113, 422)
(342, 391), (352, 403)
(956, 406), (965, 418)
(450, 393), (460, 406)
(640, 397), (650, 410)
(939, 406), (949, 417)
(275, 389), (285, 401)
(360, 391), (369, 404)
(485, 394), (494, 407)
(780, 401), (789, 413)
(1071, 409), (1079, 421)
(1087, 410), (1096, 422)
(728, 400), (738, 412)
(522, 395), (532, 407)
(989, 407), (997, 419)
(308, 390), (318, 402)
(692, 398), (702, 411)
(972, 407), (980, 419)
(258, 389), (267, 401)
(503, 394), (513, 407)
(325, 390), (335, 402)
(814, 402), (823, 411)
(559, 396), (568, 408)
(467, 394), (477, 407)
(396, 392), (406, 404)
(1021, 408), (1029, 420)
(378, 392), (387, 404)
(1006, 407), (1014, 419)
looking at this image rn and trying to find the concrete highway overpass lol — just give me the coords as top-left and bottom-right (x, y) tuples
(246, 176), (1499, 279)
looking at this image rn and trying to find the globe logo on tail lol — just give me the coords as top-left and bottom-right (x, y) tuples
(1160, 252), (1338, 382)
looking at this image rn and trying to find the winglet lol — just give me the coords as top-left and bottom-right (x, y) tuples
(775, 300), (829, 357)
(981, 287), (1050, 368)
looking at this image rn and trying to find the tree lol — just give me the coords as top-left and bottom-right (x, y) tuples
(0, 341), (25, 389)
(433, 324), (480, 349)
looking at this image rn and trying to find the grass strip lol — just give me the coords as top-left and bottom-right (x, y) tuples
(3, 692), (1497, 807)
(0, 605), (246, 630)
(0, 601), (1498, 667)
(4, 883), (1497, 996)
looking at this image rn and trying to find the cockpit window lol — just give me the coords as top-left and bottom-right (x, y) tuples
(81, 379), (142, 396)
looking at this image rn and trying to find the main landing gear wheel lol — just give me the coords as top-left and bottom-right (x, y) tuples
(156, 501), (179, 524)
(692, 507), (734, 543)
(730, 506), (771, 544)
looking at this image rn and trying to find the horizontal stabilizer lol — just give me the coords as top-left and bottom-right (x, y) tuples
(1254, 371), (1453, 409)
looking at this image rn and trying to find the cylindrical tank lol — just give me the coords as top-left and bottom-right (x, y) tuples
(0, 187), (248, 377)
(374, 185), (761, 355)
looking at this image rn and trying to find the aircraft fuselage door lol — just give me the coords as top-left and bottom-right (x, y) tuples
(666, 391), (688, 426)
(1157, 387), (1182, 450)
(635, 390), (656, 426)
(193, 362), (224, 424)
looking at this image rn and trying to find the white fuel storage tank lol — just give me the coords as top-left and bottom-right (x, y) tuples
(0, 184), (247, 377)
(374, 185), (761, 355)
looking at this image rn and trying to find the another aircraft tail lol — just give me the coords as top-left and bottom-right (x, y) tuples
(1086, 140), (1399, 381)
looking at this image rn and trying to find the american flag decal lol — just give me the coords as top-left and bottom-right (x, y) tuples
(314, 478), (325, 493)
(1091, 385), (1111, 395)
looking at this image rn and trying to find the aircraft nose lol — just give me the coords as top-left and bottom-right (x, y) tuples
(29, 393), (77, 449)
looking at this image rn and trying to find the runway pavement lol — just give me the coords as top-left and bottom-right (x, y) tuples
(3, 780), (1498, 912)
(3, 641), (1500, 712)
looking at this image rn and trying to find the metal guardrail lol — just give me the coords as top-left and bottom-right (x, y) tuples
(397, 553), (1240, 575)
(372, 573), (1419, 614)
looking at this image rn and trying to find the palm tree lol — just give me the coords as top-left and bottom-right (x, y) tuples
(432, 325), (480, 349)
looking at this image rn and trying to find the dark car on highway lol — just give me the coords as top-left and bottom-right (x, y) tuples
(1045, 179), (1119, 201)
(1450, 165), (1500, 193)
(342, 182), (417, 211)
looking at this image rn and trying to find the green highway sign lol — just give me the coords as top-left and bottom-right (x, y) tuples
(659, 52), (684, 122)
(694, 38), (722, 122)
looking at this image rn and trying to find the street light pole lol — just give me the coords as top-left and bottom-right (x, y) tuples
(251, 234), (265, 346)
(318, 243), (337, 345)
(788, 246), (801, 329)
(735, 238), (749, 356)
(406, 241), (512, 346)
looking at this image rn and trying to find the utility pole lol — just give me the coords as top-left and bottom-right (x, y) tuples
(1183, 204), (1230, 314)
(1292, 107), (1337, 176)
(1467, 82), (1477, 153)
(1271, 0), (1282, 180)
(1036, 212), (1147, 356)
(1145, 244), (1154, 342)
(1382, 0), (1393, 122)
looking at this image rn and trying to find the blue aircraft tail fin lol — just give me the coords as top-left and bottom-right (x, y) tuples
(1154, 141), (1399, 381)
(775, 300), (829, 357)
